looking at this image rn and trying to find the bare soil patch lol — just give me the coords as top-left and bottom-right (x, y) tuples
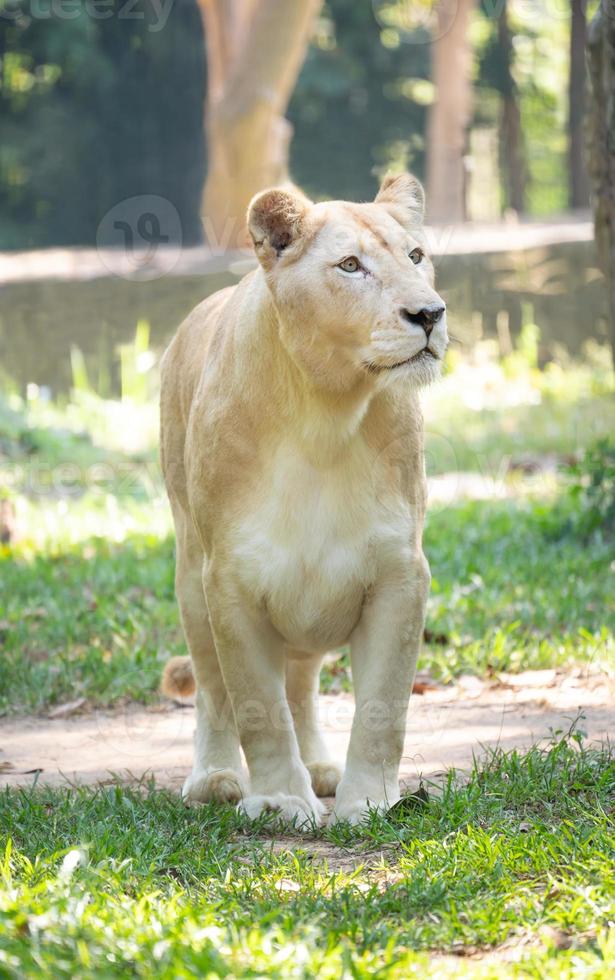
(1, 669), (612, 798)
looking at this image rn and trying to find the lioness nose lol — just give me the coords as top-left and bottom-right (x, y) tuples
(400, 304), (446, 337)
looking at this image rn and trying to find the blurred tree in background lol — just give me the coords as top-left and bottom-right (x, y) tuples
(198, 0), (321, 248)
(588, 0), (615, 358)
(0, 0), (594, 248)
(483, 0), (527, 213)
(426, 0), (475, 222)
(289, 0), (430, 203)
(0, 0), (205, 248)
(474, 0), (577, 217)
(569, 0), (589, 208)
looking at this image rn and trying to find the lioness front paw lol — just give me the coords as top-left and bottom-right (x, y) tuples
(307, 761), (342, 797)
(329, 795), (396, 827)
(238, 793), (325, 830)
(182, 768), (245, 804)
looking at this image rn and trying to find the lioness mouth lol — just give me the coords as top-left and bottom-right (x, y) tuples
(365, 348), (438, 373)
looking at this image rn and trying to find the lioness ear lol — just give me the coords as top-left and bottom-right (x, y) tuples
(247, 186), (312, 268)
(375, 172), (425, 228)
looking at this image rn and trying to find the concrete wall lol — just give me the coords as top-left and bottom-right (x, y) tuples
(0, 234), (607, 395)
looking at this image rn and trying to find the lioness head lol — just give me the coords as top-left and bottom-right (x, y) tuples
(248, 173), (447, 393)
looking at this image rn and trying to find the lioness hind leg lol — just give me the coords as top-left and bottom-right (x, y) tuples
(286, 654), (342, 798)
(173, 512), (246, 805)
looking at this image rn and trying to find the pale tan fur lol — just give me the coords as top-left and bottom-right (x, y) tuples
(160, 174), (447, 826)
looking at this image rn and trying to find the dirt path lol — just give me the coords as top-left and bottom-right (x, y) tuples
(1, 669), (612, 792)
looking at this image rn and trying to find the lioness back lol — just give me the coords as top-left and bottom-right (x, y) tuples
(160, 282), (239, 502)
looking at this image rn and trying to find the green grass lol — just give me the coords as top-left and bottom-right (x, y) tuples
(422, 496), (615, 682)
(1, 349), (614, 712)
(1, 352), (614, 974)
(1, 493), (612, 712)
(423, 345), (615, 476)
(0, 729), (613, 977)
(0, 534), (180, 712)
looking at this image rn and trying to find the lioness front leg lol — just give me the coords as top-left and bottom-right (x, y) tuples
(205, 568), (325, 829)
(174, 519), (246, 805)
(286, 653), (342, 797)
(331, 554), (430, 825)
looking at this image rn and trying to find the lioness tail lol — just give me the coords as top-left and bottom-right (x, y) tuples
(161, 656), (196, 698)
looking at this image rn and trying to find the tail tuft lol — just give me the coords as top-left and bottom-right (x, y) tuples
(161, 656), (196, 699)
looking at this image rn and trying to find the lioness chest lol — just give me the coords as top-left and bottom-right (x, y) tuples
(229, 438), (412, 652)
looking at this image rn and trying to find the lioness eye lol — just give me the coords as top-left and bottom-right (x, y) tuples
(339, 256), (361, 273)
(409, 248), (423, 265)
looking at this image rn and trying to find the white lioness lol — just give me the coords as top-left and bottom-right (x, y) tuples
(160, 173), (447, 826)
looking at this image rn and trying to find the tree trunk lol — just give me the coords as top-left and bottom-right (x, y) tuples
(498, 0), (526, 213)
(198, 0), (322, 250)
(569, 0), (590, 208)
(587, 2), (615, 363)
(426, 0), (476, 223)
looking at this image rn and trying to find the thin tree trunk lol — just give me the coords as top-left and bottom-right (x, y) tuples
(587, 2), (615, 363)
(198, 0), (322, 250)
(569, 0), (590, 208)
(427, 0), (476, 223)
(498, 0), (526, 213)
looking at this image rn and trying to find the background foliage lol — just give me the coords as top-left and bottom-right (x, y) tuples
(0, 0), (205, 247)
(0, 0), (579, 248)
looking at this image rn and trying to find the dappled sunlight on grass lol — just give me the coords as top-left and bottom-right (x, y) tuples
(422, 341), (615, 476)
(1, 349), (614, 710)
(0, 350), (614, 975)
(9, 491), (172, 556)
(0, 731), (613, 976)
(0, 533), (180, 712)
(25, 387), (160, 457)
(1, 491), (613, 713)
(422, 498), (615, 681)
